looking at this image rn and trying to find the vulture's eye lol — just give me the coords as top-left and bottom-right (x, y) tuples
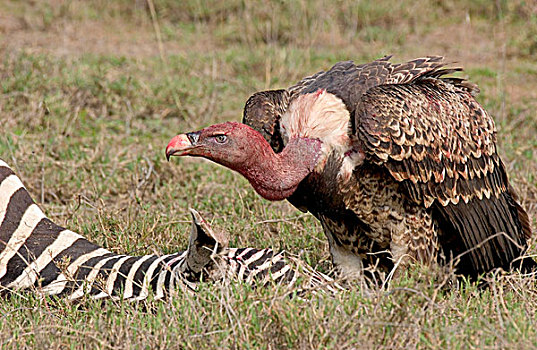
(214, 135), (228, 144)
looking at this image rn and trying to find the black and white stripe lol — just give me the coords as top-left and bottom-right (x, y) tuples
(0, 159), (339, 300)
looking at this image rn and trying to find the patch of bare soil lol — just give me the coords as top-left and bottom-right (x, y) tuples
(406, 22), (498, 65)
(0, 14), (167, 58)
(405, 21), (537, 104)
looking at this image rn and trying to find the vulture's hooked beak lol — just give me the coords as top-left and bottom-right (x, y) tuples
(165, 132), (201, 161)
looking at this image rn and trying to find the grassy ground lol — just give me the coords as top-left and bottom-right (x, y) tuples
(1, 0), (537, 348)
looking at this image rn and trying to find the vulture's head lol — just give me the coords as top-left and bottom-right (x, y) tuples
(166, 122), (269, 171)
(166, 121), (322, 201)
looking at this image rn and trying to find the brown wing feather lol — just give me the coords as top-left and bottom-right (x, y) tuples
(243, 56), (458, 152)
(243, 89), (289, 152)
(356, 78), (531, 273)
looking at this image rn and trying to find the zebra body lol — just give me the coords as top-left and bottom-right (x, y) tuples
(0, 159), (339, 301)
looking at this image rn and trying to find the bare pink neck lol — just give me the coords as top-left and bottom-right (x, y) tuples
(235, 137), (322, 201)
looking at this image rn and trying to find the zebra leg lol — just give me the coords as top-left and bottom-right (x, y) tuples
(178, 208), (229, 281)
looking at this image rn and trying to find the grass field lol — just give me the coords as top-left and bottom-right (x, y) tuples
(1, 0), (537, 348)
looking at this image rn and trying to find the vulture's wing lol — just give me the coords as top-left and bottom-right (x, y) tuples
(243, 56), (456, 148)
(243, 89), (289, 152)
(356, 77), (531, 274)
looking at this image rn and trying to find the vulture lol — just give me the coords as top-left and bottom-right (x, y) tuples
(166, 56), (535, 279)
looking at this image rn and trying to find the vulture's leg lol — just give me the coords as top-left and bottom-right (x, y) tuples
(389, 206), (439, 278)
(320, 218), (364, 281)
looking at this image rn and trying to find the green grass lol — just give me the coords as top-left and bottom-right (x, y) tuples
(1, 0), (537, 348)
